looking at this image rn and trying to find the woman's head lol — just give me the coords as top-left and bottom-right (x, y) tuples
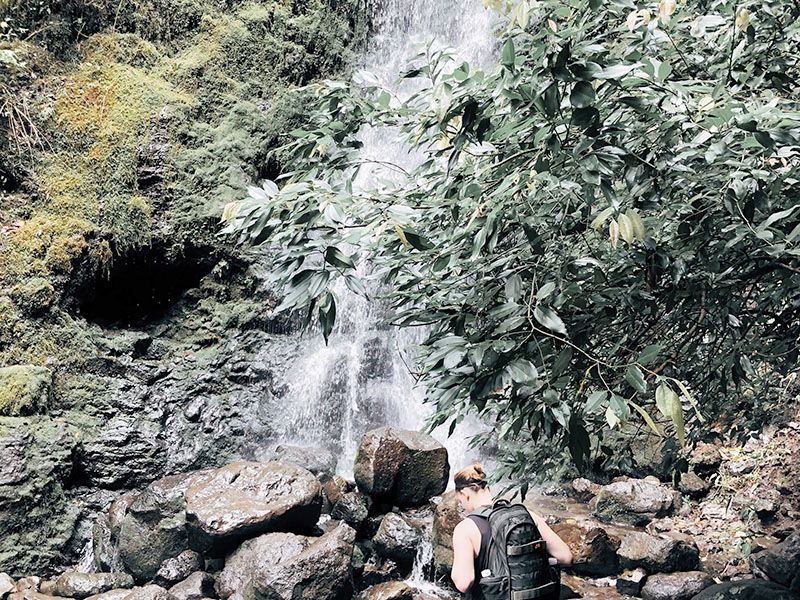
(454, 463), (491, 511)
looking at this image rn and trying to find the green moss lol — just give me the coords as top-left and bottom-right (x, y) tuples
(0, 364), (52, 416)
(10, 276), (54, 316)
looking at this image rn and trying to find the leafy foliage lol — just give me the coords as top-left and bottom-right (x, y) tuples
(224, 0), (800, 478)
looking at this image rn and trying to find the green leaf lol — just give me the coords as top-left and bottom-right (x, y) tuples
(570, 81), (595, 108)
(501, 37), (516, 69)
(637, 344), (662, 365)
(625, 365), (647, 393)
(534, 305), (567, 336)
(318, 292), (337, 344)
(506, 359), (539, 383)
(628, 400), (662, 436)
(505, 274), (523, 302)
(536, 282), (557, 300)
(595, 63), (640, 79)
(585, 390), (607, 413)
(609, 393), (630, 422)
(568, 412), (591, 470)
(324, 246), (355, 270)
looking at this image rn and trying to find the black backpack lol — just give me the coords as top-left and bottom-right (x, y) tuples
(472, 499), (560, 600)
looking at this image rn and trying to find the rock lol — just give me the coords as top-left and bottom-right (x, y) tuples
(354, 427), (449, 508)
(616, 568), (648, 596)
(38, 583), (55, 596)
(154, 551), (204, 588)
(593, 479), (679, 526)
(678, 472), (711, 499)
(250, 522), (356, 600)
(330, 491), (370, 530)
(690, 442), (722, 476)
(570, 478), (602, 502)
(272, 445), (336, 477)
(692, 579), (800, 599)
(120, 586), (175, 600)
(322, 476), (355, 507)
(185, 461), (322, 554)
(618, 531), (700, 573)
(216, 532), (308, 599)
(356, 582), (414, 600)
(551, 522), (620, 576)
(2, 574), (15, 597)
(11, 579), (40, 593)
(85, 590), (132, 600)
(372, 512), (422, 569)
(750, 531), (800, 592)
(52, 574), (134, 599)
(640, 571), (713, 600)
(754, 489), (783, 521)
(431, 491), (466, 577)
(167, 573), (213, 600)
(0, 365), (52, 416)
(8, 593), (65, 600)
(728, 459), (757, 476)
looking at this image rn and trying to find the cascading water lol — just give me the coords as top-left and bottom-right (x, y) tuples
(272, 0), (498, 476)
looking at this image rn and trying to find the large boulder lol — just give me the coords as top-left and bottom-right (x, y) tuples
(120, 586), (175, 600)
(593, 479), (679, 526)
(85, 591), (131, 600)
(354, 428), (449, 508)
(372, 512), (422, 570)
(52, 574), (134, 599)
(617, 531), (700, 573)
(750, 531), (800, 592)
(185, 461), (322, 554)
(166, 573), (213, 600)
(692, 580), (800, 599)
(640, 571), (713, 600)
(356, 582), (414, 600)
(550, 522), (621, 576)
(330, 491), (370, 531)
(2, 573), (16, 596)
(271, 446), (336, 478)
(431, 492), (466, 577)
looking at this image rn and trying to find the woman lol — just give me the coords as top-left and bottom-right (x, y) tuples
(450, 463), (573, 596)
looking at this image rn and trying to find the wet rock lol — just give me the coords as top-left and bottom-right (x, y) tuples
(322, 476), (355, 508)
(250, 522), (355, 600)
(692, 579), (800, 599)
(120, 586), (175, 600)
(570, 478), (602, 502)
(154, 551), (204, 588)
(330, 491), (370, 530)
(85, 590), (132, 600)
(272, 445), (336, 477)
(593, 479), (679, 526)
(356, 581), (414, 600)
(372, 512), (422, 569)
(185, 461), (322, 554)
(640, 571), (713, 600)
(616, 567), (647, 596)
(52, 574), (134, 599)
(2, 574), (15, 597)
(750, 531), (800, 592)
(617, 531), (700, 573)
(431, 492), (466, 577)
(0, 365), (52, 416)
(690, 442), (722, 476)
(216, 532), (308, 599)
(354, 428), (449, 508)
(551, 522), (620, 576)
(678, 471), (711, 499)
(167, 573), (213, 600)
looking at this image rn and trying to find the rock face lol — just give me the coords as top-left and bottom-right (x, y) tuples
(550, 522), (620, 576)
(431, 492), (466, 577)
(640, 571), (714, 600)
(593, 479), (679, 526)
(354, 428), (449, 508)
(617, 531), (700, 573)
(750, 531), (800, 592)
(692, 580), (800, 600)
(372, 513), (422, 569)
(185, 461), (322, 554)
(52, 573), (134, 599)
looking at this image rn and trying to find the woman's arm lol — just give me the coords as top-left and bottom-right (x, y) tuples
(530, 512), (573, 566)
(451, 520), (477, 592)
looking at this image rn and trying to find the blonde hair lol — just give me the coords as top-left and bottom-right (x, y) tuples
(454, 463), (488, 491)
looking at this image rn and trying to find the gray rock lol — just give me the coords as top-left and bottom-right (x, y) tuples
(354, 428), (449, 508)
(167, 573), (213, 600)
(691, 579), (800, 599)
(154, 551), (204, 588)
(728, 459), (757, 476)
(185, 461), (322, 554)
(641, 571), (714, 600)
(8, 593), (66, 600)
(1, 573), (15, 597)
(272, 446), (336, 477)
(616, 567), (648, 596)
(121, 586), (176, 600)
(690, 442), (722, 476)
(593, 479), (678, 526)
(550, 522), (620, 576)
(750, 531), (800, 592)
(678, 472), (711, 499)
(216, 533), (308, 599)
(570, 478), (602, 502)
(617, 531), (700, 573)
(372, 513), (421, 569)
(85, 590), (132, 600)
(52, 574), (134, 599)
(356, 582), (414, 600)
(754, 489), (783, 521)
(330, 491), (370, 530)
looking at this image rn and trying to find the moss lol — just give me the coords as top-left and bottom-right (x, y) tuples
(0, 364), (52, 415)
(10, 276), (54, 316)
(79, 32), (162, 68)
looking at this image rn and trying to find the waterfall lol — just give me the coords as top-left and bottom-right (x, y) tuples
(271, 0), (498, 476)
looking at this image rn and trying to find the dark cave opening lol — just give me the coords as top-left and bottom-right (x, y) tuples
(74, 243), (216, 327)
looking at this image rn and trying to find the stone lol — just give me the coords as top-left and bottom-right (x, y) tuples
(8, 593), (65, 600)
(216, 532), (308, 599)
(728, 459), (757, 476)
(690, 442), (722, 476)
(11, 579), (39, 593)
(120, 586), (175, 600)
(166, 573), (213, 600)
(85, 590), (132, 600)
(372, 512), (422, 569)
(754, 489), (783, 520)
(431, 491), (466, 577)
(750, 531), (800, 592)
(692, 579), (800, 600)
(356, 582), (414, 600)
(570, 478), (602, 502)
(593, 479), (678, 526)
(616, 568), (647, 596)
(2, 574), (15, 597)
(154, 551), (204, 588)
(678, 471), (711, 499)
(52, 574), (134, 599)
(330, 491), (370, 530)
(272, 445), (337, 477)
(185, 461), (322, 554)
(38, 583), (55, 597)
(640, 571), (714, 600)
(354, 427), (449, 508)
(250, 522), (356, 600)
(322, 476), (355, 507)
(0, 365), (52, 416)
(617, 531), (700, 573)
(551, 522), (620, 576)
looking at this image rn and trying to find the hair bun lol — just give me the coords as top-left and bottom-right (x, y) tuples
(473, 463), (485, 479)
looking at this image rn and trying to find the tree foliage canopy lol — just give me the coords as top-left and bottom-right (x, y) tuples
(223, 0), (800, 479)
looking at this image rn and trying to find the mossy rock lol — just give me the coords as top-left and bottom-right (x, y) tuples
(10, 276), (55, 315)
(0, 364), (52, 416)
